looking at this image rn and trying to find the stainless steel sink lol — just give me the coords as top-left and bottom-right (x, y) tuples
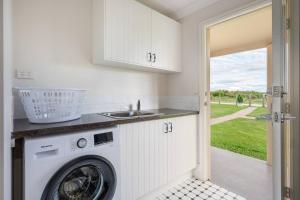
(100, 111), (161, 119)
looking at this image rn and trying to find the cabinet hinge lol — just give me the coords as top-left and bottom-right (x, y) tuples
(284, 186), (292, 199)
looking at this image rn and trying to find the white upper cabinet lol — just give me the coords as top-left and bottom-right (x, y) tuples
(92, 0), (181, 72)
(151, 11), (181, 72)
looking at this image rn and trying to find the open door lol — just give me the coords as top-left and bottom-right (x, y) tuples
(198, 1), (298, 199)
(272, 0), (295, 199)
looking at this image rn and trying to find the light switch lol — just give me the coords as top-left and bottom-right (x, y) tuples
(15, 69), (34, 80)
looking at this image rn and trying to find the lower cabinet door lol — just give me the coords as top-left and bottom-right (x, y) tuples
(180, 115), (197, 174)
(119, 120), (168, 200)
(167, 115), (197, 182)
(119, 115), (197, 200)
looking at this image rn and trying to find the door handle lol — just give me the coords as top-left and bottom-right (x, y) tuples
(257, 113), (297, 123)
(168, 122), (173, 133)
(256, 114), (273, 121)
(257, 113), (280, 122)
(281, 113), (296, 123)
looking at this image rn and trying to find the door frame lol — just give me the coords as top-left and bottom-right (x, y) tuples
(196, 0), (300, 199)
(196, 0), (272, 181)
(289, 0), (300, 198)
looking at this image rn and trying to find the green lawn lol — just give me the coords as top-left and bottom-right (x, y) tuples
(247, 107), (269, 118)
(211, 104), (246, 118)
(211, 118), (267, 160)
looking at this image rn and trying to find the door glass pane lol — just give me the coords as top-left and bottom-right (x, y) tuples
(59, 165), (104, 200)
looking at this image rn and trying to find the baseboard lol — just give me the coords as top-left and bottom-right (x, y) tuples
(193, 163), (210, 181)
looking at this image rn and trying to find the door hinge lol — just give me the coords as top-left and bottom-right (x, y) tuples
(284, 102), (291, 114)
(272, 86), (286, 97)
(284, 187), (292, 198)
(274, 112), (280, 123)
(286, 18), (291, 30)
(282, 0), (287, 6)
(11, 138), (15, 148)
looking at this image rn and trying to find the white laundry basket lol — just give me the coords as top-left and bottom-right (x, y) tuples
(18, 88), (87, 124)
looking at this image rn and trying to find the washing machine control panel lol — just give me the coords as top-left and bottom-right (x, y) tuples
(77, 138), (88, 148)
(71, 135), (93, 151)
(94, 132), (113, 146)
(70, 130), (115, 151)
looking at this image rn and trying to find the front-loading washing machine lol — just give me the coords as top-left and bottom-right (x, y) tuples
(24, 127), (121, 200)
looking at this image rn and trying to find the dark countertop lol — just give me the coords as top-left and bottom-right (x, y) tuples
(12, 108), (199, 139)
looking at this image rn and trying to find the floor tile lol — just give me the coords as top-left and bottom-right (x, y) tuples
(155, 178), (246, 200)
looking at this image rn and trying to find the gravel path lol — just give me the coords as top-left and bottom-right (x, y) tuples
(211, 107), (257, 125)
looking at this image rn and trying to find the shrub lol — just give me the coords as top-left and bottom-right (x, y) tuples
(237, 95), (244, 104)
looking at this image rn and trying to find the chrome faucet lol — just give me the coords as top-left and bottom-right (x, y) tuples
(137, 100), (141, 112)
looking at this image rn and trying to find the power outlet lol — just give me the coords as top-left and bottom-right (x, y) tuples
(15, 69), (33, 80)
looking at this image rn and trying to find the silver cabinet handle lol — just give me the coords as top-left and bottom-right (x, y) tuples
(148, 53), (152, 62)
(164, 123), (169, 133)
(152, 53), (156, 63)
(168, 122), (173, 133)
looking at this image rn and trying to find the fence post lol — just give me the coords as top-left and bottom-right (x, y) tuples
(249, 94), (252, 107)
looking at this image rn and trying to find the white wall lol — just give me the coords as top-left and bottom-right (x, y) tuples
(12, 0), (168, 118)
(1, 0), (13, 199)
(167, 0), (260, 100)
(0, 0), (4, 196)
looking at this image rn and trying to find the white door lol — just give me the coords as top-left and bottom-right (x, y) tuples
(272, 0), (295, 199)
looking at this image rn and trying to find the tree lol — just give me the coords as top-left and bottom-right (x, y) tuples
(236, 95), (244, 105)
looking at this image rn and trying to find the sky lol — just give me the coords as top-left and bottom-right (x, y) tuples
(210, 48), (267, 92)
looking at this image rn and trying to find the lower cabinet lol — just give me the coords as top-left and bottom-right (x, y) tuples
(118, 115), (197, 200)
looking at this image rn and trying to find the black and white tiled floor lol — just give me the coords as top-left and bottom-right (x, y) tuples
(156, 178), (246, 200)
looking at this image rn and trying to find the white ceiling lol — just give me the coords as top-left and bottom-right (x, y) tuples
(137, 0), (220, 20)
(210, 6), (272, 57)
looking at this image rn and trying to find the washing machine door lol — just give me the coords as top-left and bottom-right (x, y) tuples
(41, 155), (116, 200)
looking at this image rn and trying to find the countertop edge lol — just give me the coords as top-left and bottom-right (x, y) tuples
(12, 109), (199, 139)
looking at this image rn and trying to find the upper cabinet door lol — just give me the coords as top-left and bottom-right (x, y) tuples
(93, 0), (181, 72)
(127, 1), (152, 67)
(151, 11), (182, 72)
(105, 0), (152, 66)
(105, 0), (129, 62)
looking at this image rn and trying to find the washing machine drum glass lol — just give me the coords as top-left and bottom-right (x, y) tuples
(42, 155), (116, 200)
